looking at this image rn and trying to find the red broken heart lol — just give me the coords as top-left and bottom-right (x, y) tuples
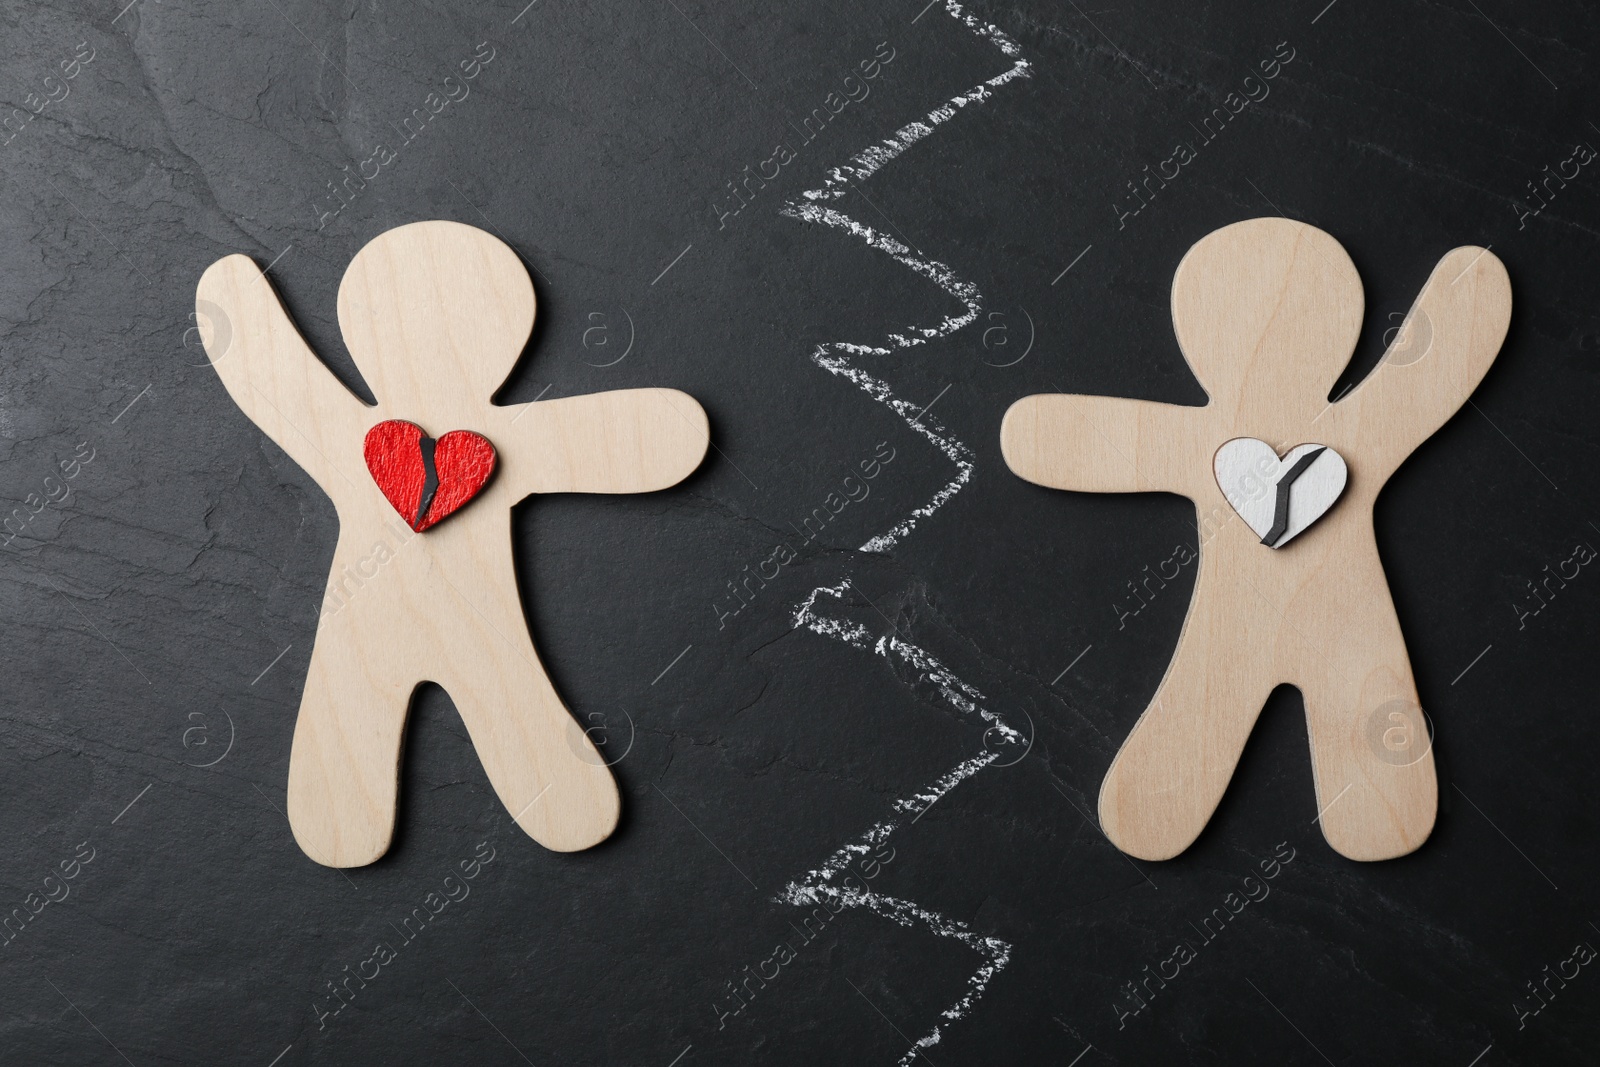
(363, 420), (497, 532)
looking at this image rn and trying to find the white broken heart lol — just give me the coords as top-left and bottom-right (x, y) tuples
(1213, 439), (1348, 549)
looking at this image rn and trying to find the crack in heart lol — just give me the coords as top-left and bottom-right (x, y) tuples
(1214, 438), (1348, 549)
(363, 420), (497, 532)
(414, 435), (440, 528)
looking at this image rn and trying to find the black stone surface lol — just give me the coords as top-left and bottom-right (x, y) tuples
(1, 1), (1598, 1064)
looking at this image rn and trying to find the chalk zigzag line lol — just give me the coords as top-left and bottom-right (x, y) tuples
(775, 4), (1033, 1062)
(778, 0), (1029, 554)
(783, 583), (1023, 1066)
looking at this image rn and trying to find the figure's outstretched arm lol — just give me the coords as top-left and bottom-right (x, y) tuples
(196, 254), (371, 493)
(495, 388), (709, 498)
(1001, 394), (1213, 498)
(1325, 246), (1511, 476)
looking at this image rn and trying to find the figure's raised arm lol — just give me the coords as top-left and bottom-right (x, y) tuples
(1001, 393), (1213, 497)
(1325, 246), (1511, 474)
(498, 387), (709, 497)
(196, 254), (370, 490)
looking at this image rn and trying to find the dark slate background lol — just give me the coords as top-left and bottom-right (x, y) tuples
(0, 0), (1597, 1063)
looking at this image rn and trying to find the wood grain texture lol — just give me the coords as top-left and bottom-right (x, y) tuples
(196, 220), (709, 867)
(1001, 217), (1511, 862)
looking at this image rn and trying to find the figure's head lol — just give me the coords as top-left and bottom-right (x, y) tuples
(1170, 217), (1363, 414)
(337, 220), (535, 416)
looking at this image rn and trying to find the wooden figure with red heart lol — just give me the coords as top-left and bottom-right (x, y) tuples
(195, 221), (709, 867)
(1002, 218), (1511, 862)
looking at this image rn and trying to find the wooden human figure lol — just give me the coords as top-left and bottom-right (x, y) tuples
(195, 221), (709, 867)
(1001, 218), (1511, 861)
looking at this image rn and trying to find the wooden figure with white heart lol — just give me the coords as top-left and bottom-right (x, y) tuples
(1002, 217), (1511, 862)
(195, 221), (709, 867)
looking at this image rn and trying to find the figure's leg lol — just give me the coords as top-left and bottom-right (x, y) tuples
(1295, 539), (1436, 861)
(437, 646), (620, 853)
(428, 527), (619, 853)
(286, 587), (418, 869)
(1099, 548), (1279, 860)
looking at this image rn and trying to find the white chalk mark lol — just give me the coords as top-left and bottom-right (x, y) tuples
(1465, 1043), (1492, 1067)
(909, 788), (943, 825)
(813, 335), (976, 554)
(666, 1045), (693, 1067)
(784, 582), (1022, 1065)
(797, 6), (1029, 204)
(1310, 0), (1340, 24)
(511, 0), (539, 23)
(770, 5), (1033, 1061)
(266, 1045), (294, 1067)
(781, 1), (1028, 553)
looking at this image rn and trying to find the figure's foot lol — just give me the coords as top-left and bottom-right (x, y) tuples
(506, 764), (620, 853)
(1316, 773), (1435, 862)
(437, 642), (623, 854)
(287, 772), (397, 869)
(1099, 741), (1218, 862)
(1307, 692), (1437, 862)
